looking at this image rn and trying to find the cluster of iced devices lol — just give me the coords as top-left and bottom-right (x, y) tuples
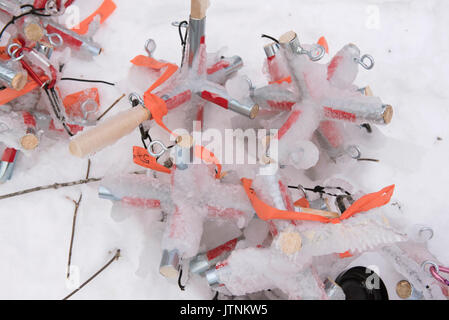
(2, 0), (447, 300)
(0, 0), (114, 183)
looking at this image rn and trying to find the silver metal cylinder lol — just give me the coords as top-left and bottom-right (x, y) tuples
(228, 99), (259, 119)
(159, 249), (180, 278)
(205, 268), (221, 286)
(188, 17), (206, 67)
(98, 186), (122, 201)
(207, 55), (244, 84)
(45, 21), (102, 56)
(0, 61), (26, 90)
(264, 43), (280, 59)
(189, 254), (210, 274)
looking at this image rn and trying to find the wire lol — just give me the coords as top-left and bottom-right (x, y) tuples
(288, 185), (351, 198)
(60, 77), (116, 86)
(178, 20), (188, 67)
(261, 34), (280, 44)
(178, 267), (186, 291)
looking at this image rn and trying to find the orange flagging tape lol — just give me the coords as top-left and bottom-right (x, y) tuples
(0, 76), (48, 106)
(317, 36), (329, 54)
(268, 76), (292, 85)
(63, 88), (100, 118)
(131, 55), (223, 178)
(72, 0), (117, 35)
(194, 145), (223, 179)
(133, 146), (171, 174)
(241, 178), (395, 224)
(131, 55), (178, 135)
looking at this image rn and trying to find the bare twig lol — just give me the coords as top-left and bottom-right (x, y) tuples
(66, 159), (92, 278)
(67, 193), (82, 279)
(96, 94), (126, 121)
(85, 159), (91, 180)
(63, 249), (121, 300)
(0, 177), (102, 201)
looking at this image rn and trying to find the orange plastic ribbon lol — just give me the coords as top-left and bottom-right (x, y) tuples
(131, 55), (223, 178)
(0, 76), (48, 106)
(241, 178), (395, 224)
(317, 36), (329, 54)
(130, 55), (178, 135)
(72, 0), (117, 35)
(63, 88), (100, 118)
(194, 145), (222, 179)
(132, 146), (171, 174)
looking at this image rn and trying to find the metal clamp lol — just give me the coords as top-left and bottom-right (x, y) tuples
(355, 54), (375, 70)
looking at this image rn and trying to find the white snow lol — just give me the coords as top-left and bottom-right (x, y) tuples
(0, 0), (448, 299)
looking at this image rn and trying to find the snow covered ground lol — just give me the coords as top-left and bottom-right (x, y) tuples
(0, 0), (448, 299)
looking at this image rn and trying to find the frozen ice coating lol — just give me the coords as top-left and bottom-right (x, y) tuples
(0, 0), (448, 301)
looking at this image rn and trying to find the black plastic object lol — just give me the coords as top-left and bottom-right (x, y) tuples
(335, 266), (389, 300)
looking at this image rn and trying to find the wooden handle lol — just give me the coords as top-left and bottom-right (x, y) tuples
(69, 105), (151, 158)
(298, 207), (340, 219)
(191, 0), (210, 19)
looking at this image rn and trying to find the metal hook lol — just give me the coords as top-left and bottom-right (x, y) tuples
(422, 260), (440, 274)
(45, 0), (64, 15)
(355, 54), (375, 70)
(305, 44), (325, 62)
(145, 39), (157, 57)
(148, 140), (169, 158)
(7, 43), (24, 62)
(296, 184), (308, 200)
(418, 227), (434, 241)
(46, 32), (64, 47)
(81, 99), (98, 121)
(172, 21), (188, 28)
(128, 93), (144, 107)
(345, 145), (362, 159)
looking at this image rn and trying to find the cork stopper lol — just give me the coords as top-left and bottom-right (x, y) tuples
(24, 23), (44, 42)
(191, 0), (210, 19)
(279, 231), (302, 255)
(364, 86), (373, 96)
(249, 104), (259, 119)
(159, 265), (179, 279)
(279, 31), (297, 44)
(12, 72), (27, 91)
(20, 133), (39, 150)
(176, 134), (194, 149)
(383, 105), (393, 124)
(396, 280), (412, 299)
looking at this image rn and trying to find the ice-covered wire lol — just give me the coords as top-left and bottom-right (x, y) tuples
(0, 5), (51, 41)
(178, 267), (186, 291)
(288, 185), (351, 198)
(43, 85), (74, 136)
(261, 34), (279, 44)
(60, 77), (116, 86)
(178, 20), (188, 67)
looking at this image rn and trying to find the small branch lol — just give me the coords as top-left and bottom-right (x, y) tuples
(85, 159), (91, 179)
(66, 159), (91, 279)
(67, 193), (82, 279)
(63, 249), (121, 300)
(96, 94), (126, 121)
(0, 177), (102, 201)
